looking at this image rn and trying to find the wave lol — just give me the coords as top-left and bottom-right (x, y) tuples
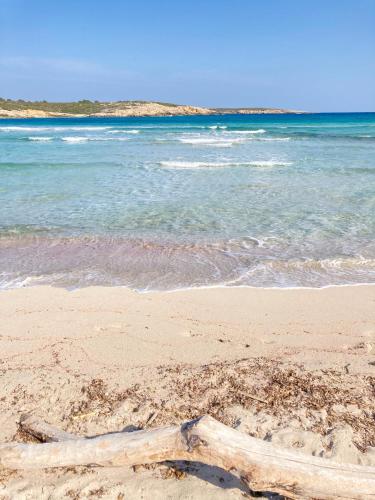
(66, 126), (111, 131)
(124, 125), (207, 130)
(208, 125), (227, 129)
(178, 136), (245, 146)
(176, 130), (269, 146)
(0, 126), (111, 132)
(0, 126), (49, 132)
(210, 143), (236, 148)
(225, 256), (375, 287)
(1, 234), (374, 290)
(225, 129), (266, 134)
(61, 136), (89, 143)
(58, 126), (111, 131)
(160, 160), (242, 169)
(28, 136), (53, 142)
(61, 136), (130, 143)
(159, 160), (292, 169)
(107, 129), (140, 134)
(87, 136), (130, 142)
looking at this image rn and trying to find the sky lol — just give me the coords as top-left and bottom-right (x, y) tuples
(0, 0), (374, 111)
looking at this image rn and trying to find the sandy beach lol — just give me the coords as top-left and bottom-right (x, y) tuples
(2, 0), (374, 497)
(0, 284), (374, 498)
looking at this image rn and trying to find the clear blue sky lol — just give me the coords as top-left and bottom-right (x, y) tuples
(0, 0), (374, 111)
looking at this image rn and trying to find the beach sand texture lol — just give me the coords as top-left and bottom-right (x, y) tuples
(0, 285), (375, 498)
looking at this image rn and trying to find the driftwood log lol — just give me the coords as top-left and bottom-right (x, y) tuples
(0, 414), (374, 499)
(19, 414), (80, 442)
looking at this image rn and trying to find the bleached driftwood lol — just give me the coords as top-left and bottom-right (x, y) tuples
(19, 414), (80, 442)
(2, 415), (375, 499)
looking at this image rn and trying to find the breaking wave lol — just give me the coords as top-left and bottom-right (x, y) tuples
(225, 129), (266, 134)
(28, 136), (53, 142)
(61, 136), (89, 143)
(61, 136), (130, 143)
(107, 129), (140, 134)
(178, 136), (245, 146)
(0, 126), (111, 132)
(1, 235), (374, 290)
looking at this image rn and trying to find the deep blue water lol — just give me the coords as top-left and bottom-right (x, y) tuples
(0, 112), (374, 290)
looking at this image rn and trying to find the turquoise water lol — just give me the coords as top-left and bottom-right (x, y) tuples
(1, 113), (375, 290)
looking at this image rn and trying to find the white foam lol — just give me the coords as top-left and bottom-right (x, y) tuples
(0, 126), (111, 132)
(0, 126), (46, 132)
(61, 136), (88, 143)
(208, 125), (227, 130)
(28, 136), (52, 142)
(226, 129), (266, 134)
(107, 129), (140, 134)
(159, 160), (292, 169)
(131, 125), (207, 129)
(70, 126), (111, 131)
(178, 136), (244, 146)
(61, 136), (130, 143)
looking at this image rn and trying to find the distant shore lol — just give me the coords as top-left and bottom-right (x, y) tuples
(0, 99), (305, 118)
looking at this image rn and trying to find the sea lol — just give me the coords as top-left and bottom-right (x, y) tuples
(0, 112), (374, 291)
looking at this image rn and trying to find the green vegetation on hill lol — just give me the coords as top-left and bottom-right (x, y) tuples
(0, 98), (103, 114)
(0, 99), (183, 115)
(0, 98), (303, 116)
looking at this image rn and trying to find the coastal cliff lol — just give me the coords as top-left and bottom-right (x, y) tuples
(0, 99), (304, 118)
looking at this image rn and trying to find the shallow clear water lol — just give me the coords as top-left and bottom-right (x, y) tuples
(1, 113), (375, 290)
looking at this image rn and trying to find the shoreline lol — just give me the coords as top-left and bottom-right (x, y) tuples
(2, 280), (375, 294)
(2, 111), (373, 119)
(143, 280), (375, 294)
(0, 112), (307, 119)
(0, 100), (306, 119)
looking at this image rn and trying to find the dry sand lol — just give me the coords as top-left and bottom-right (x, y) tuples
(0, 284), (375, 498)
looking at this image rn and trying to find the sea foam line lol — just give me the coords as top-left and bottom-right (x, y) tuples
(0, 126), (112, 132)
(61, 136), (130, 143)
(62, 136), (89, 143)
(28, 136), (53, 142)
(159, 160), (292, 169)
(107, 129), (140, 134)
(178, 137), (245, 145)
(225, 129), (266, 134)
